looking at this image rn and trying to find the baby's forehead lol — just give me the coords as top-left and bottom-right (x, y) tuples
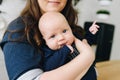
(41, 12), (67, 21)
(40, 12), (67, 26)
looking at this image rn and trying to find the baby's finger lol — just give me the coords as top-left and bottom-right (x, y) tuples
(95, 25), (100, 28)
(92, 21), (97, 26)
(92, 28), (98, 34)
(66, 45), (74, 53)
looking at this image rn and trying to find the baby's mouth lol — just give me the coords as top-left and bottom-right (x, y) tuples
(59, 43), (66, 48)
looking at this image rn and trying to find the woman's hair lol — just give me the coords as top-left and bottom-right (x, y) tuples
(11, 0), (85, 49)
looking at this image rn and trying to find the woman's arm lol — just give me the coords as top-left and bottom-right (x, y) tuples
(40, 38), (95, 80)
(1, 29), (94, 80)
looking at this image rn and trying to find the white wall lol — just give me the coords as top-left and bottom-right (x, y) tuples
(0, 48), (8, 80)
(0, 0), (26, 25)
(0, 0), (26, 40)
(75, 0), (120, 60)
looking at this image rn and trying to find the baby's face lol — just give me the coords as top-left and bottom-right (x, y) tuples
(39, 12), (75, 50)
(41, 20), (74, 50)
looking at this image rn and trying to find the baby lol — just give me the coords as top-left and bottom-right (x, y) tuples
(38, 12), (99, 80)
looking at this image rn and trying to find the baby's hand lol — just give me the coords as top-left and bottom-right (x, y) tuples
(89, 21), (100, 35)
(66, 45), (74, 53)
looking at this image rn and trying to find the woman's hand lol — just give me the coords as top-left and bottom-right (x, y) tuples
(75, 38), (94, 57)
(74, 38), (95, 79)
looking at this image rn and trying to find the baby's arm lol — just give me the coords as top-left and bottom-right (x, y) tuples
(43, 46), (71, 71)
(85, 21), (100, 45)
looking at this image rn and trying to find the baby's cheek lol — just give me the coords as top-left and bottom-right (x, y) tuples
(48, 42), (58, 50)
(70, 36), (75, 43)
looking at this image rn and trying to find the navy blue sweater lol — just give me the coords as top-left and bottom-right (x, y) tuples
(0, 17), (96, 80)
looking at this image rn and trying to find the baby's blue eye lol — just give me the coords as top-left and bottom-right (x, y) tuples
(63, 29), (67, 33)
(50, 35), (55, 38)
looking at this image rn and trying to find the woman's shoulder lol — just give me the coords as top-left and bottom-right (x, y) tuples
(7, 16), (25, 30)
(0, 17), (26, 48)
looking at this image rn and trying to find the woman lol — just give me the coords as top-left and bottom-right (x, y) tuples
(0, 0), (96, 80)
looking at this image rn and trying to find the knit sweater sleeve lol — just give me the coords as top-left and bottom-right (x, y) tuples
(43, 46), (71, 71)
(84, 29), (97, 45)
(0, 17), (43, 80)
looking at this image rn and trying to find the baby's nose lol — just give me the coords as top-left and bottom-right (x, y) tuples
(58, 34), (65, 41)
